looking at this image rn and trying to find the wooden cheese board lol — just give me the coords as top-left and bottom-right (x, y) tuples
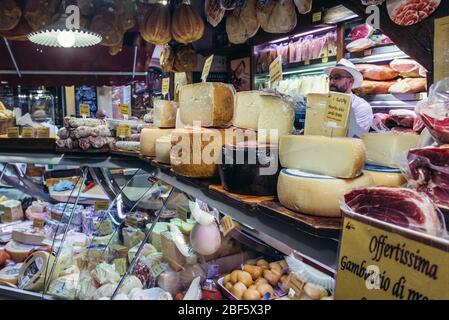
(258, 201), (342, 238)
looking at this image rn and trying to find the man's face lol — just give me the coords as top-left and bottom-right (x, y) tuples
(329, 69), (355, 93)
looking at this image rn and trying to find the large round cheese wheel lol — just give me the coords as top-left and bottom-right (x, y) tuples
(277, 169), (374, 217)
(140, 128), (174, 157)
(0, 263), (23, 286)
(18, 251), (55, 292)
(5, 241), (36, 263)
(155, 135), (172, 164)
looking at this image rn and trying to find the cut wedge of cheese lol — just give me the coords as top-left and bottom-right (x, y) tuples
(176, 109), (186, 129)
(305, 93), (347, 137)
(154, 100), (177, 128)
(277, 169), (374, 217)
(233, 91), (264, 130)
(363, 165), (406, 187)
(279, 135), (366, 178)
(362, 133), (420, 168)
(140, 128), (174, 157)
(155, 135), (172, 164)
(179, 83), (234, 127)
(257, 95), (295, 143)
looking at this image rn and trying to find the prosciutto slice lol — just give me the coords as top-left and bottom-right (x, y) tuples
(389, 109), (417, 128)
(344, 187), (443, 236)
(407, 146), (449, 210)
(418, 103), (449, 144)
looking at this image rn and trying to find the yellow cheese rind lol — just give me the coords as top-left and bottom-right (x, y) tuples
(279, 135), (366, 179)
(277, 169), (374, 217)
(363, 170), (406, 187)
(232, 91), (263, 130)
(155, 135), (172, 164)
(362, 133), (420, 168)
(154, 100), (178, 128)
(140, 128), (174, 157)
(170, 128), (224, 178)
(257, 95), (295, 143)
(179, 83), (234, 127)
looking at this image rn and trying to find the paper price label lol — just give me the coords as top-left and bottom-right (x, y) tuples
(176, 205), (189, 222)
(80, 104), (90, 117)
(37, 127), (50, 138)
(269, 56), (283, 89)
(175, 72), (188, 93)
(7, 127), (19, 138)
(119, 104), (131, 117)
(33, 219), (45, 228)
(364, 49), (373, 56)
(116, 125), (131, 138)
(162, 78), (170, 96)
(312, 11), (322, 23)
(325, 92), (352, 129)
(304, 59), (311, 65)
(150, 261), (166, 278)
(94, 200), (109, 211)
(21, 127), (35, 138)
(202, 55), (214, 82)
(322, 56), (329, 63)
(220, 215), (236, 237)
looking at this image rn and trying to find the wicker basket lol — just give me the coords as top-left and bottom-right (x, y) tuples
(0, 118), (15, 135)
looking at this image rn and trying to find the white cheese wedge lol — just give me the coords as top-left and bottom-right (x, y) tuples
(257, 95), (295, 143)
(233, 91), (264, 130)
(179, 83), (234, 127)
(279, 135), (366, 179)
(154, 100), (177, 128)
(155, 135), (172, 164)
(140, 128), (174, 157)
(277, 169), (374, 217)
(362, 133), (420, 168)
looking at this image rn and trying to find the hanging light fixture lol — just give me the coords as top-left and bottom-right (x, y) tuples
(27, 4), (102, 48)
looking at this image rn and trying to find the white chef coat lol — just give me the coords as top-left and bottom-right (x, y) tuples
(347, 94), (373, 138)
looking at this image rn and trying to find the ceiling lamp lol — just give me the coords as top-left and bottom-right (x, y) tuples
(27, 14), (102, 48)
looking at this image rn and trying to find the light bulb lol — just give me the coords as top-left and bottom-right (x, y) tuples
(57, 30), (76, 48)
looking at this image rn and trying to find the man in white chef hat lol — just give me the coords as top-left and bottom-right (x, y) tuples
(324, 58), (373, 138)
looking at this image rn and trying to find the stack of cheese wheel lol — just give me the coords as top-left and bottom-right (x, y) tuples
(172, 82), (236, 178)
(278, 135), (374, 217)
(141, 99), (177, 161)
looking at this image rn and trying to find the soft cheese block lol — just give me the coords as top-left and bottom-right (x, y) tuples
(140, 128), (174, 157)
(362, 133), (420, 168)
(232, 91), (264, 130)
(279, 135), (366, 179)
(304, 93), (347, 137)
(179, 83), (234, 127)
(363, 167), (407, 187)
(155, 135), (172, 164)
(154, 100), (178, 128)
(277, 169), (374, 217)
(170, 128), (225, 178)
(257, 95), (295, 143)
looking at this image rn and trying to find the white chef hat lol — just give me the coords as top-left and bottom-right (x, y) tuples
(324, 58), (364, 89)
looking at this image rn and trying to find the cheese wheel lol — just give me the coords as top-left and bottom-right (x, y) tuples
(140, 128), (174, 157)
(362, 133), (420, 168)
(5, 241), (37, 263)
(257, 95), (295, 143)
(280, 135), (366, 179)
(0, 263), (23, 286)
(179, 83), (234, 127)
(170, 128), (224, 178)
(176, 109), (186, 129)
(154, 100), (177, 128)
(363, 167), (406, 187)
(155, 135), (172, 164)
(233, 91), (263, 130)
(277, 169), (374, 217)
(18, 251), (55, 292)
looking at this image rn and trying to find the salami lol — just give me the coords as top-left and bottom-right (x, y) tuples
(387, 0), (441, 26)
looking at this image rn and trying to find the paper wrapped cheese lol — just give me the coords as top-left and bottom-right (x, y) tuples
(256, 0), (297, 34)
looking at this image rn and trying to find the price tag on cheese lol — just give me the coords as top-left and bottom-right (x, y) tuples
(33, 219), (45, 229)
(37, 127), (50, 138)
(220, 215), (237, 237)
(304, 59), (311, 65)
(202, 55), (214, 82)
(94, 200), (109, 211)
(335, 212), (449, 300)
(322, 56), (329, 63)
(161, 77), (170, 97)
(80, 104), (90, 118)
(312, 11), (322, 23)
(119, 104), (131, 117)
(269, 56), (283, 89)
(116, 124), (131, 138)
(324, 92), (352, 129)
(150, 260), (166, 278)
(7, 127), (19, 138)
(21, 127), (35, 138)
(175, 72), (188, 95)
(364, 49), (373, 56)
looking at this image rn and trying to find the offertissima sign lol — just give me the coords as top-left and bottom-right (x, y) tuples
(335, 210), (449, 300)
